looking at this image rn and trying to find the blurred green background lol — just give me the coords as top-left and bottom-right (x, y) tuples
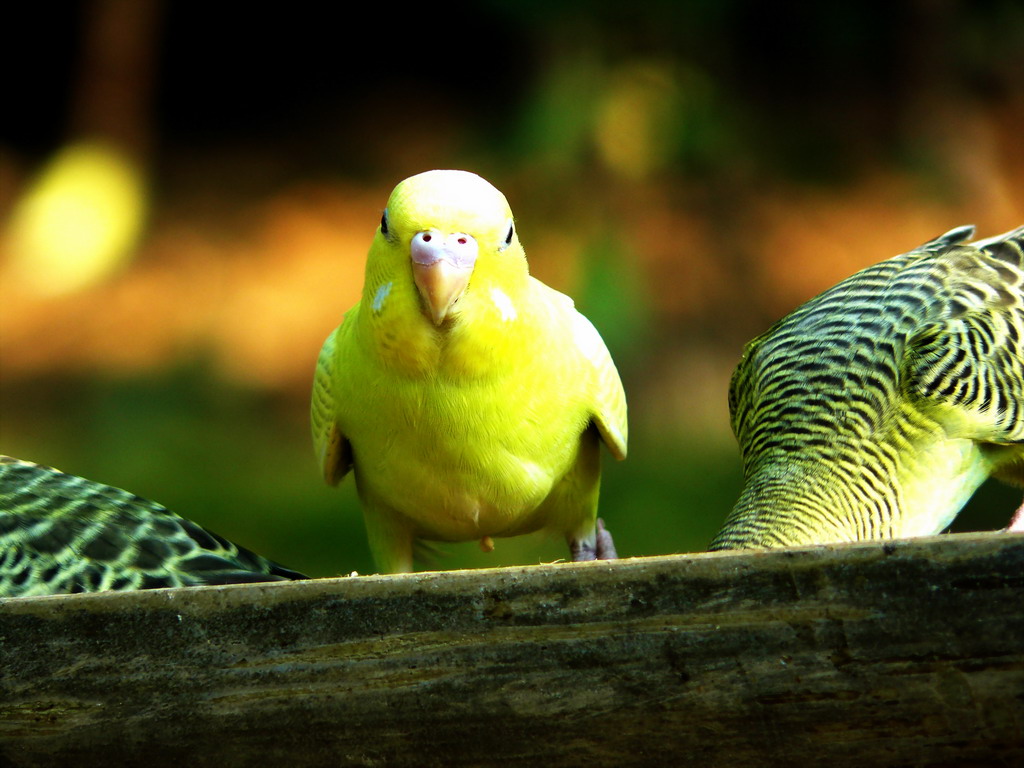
(2, 0), (1022, 577)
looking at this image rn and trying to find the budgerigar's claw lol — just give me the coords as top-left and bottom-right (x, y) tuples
(595, 518), (617, 560)
(569, 518), (618, 562)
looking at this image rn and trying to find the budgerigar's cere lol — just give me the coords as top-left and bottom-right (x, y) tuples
(712, 225), (1024, 550)
(312, 170), (627, 573)
(0, 456), (307, 597)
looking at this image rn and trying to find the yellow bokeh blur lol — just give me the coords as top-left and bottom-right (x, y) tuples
(5, 140), (147, 296)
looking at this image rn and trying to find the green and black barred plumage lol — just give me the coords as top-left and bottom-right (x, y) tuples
(0, 456), (307, 597)
(712, 225), (1024, 550)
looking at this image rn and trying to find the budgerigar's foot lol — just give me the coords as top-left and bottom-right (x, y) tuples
(569, 537), (595, 561)
(595, 518), (617, 560)
(568, 519), (618, 562)
(1004, 497), (1024, 533)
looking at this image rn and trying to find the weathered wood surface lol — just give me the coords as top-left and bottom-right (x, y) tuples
(1, 533), (1022, 767)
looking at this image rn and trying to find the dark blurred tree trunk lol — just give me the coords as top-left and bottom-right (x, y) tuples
(71, 0), (161, 157)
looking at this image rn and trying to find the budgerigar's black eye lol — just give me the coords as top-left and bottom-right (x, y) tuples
(380, 210), (389, 236)
(504, 222), (514, 246)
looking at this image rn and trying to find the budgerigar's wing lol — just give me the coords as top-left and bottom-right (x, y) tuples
(572, 310), (628, 461)
(902, 226), (1024, 447)
(0, 456), (307, 597)
(311, 318), (354, 486)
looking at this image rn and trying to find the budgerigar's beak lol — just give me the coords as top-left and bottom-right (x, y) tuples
(411, 230), (478, 325)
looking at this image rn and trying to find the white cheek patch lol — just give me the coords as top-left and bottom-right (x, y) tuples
(372, 281), (393, 313)
(490, 287), (518, 322)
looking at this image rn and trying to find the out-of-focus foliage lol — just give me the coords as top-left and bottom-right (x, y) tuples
(1, 1), (1022, 575)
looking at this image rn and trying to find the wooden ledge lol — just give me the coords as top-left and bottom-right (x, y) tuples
(2, 533), (1022, 767)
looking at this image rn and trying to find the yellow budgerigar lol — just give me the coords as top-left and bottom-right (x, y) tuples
(312, 170), (627, 573)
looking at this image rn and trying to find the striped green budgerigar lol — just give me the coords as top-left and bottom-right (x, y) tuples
(711, 225), (1024, 550)
(0, 456), (306, 597)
